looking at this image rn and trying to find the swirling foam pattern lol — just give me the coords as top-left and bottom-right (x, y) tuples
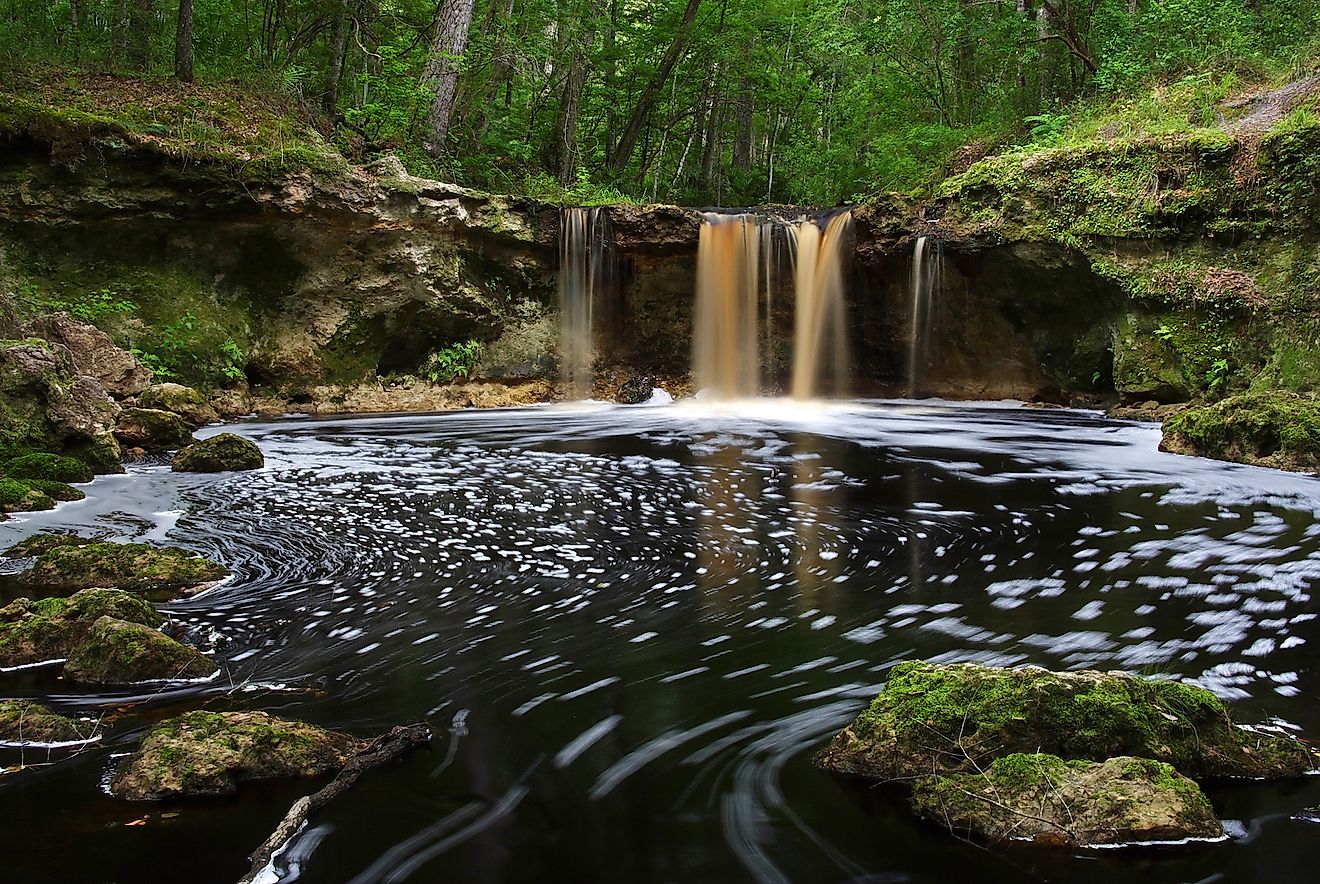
(3, 400), (1320, 883)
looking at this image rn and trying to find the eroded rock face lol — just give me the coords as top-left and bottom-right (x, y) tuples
(138, 383), (218, 427)
(111, 711), (364, 800)
(171, 433), (263, 473)
(0, 699), (94, 744)
(63, 616), (215, 684)
(113, 407), (195, 452)
(30, 312), (153, 398)
(0, 340), (122, 468)
(14, 538), (229, 601)
(816, 661), (1315, 781)
(911, 754), (1223, 846)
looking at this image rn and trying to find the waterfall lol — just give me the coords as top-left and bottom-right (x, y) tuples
(692, 210), (854, 401)
(558, 207), (610, 400)
(694, 213), (762, 399)
(907, 235), (941, 398)
(790, 211), (852, 400)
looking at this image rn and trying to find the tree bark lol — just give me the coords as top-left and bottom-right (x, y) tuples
(174, 0), (194, 82)
(323, 0), (350, 115)
(607, 0), (703, 175)
(552, 23), (592, 184)
(423, 0), (478, 161)
(129, 0), (156, 72)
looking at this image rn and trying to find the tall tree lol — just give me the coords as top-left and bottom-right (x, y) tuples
(423, 0), (478, 161)
(128, 0), (156, 71)
(323, 0), (351, 115)
(174, 0), (194, 82)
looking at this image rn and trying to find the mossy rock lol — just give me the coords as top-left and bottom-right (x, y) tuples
(63, 616), (215, 684)
(113, 407), (195, 453)
(138, 383), (218, 428)
(16, 541), (228, 601)
(171, 433), (264, 473)
(0, 587), (162, 668)
(3, 452), (93, 483)
(0, 478), (54, 513)
(4, 531), (94, 558)
(64, 432), (125, 474)
(111, 711), (364, 800)
(22, 479), (84, 502)
(0, 699), (95, 744)
(911, 753), (1222, 847)
(1161, 392), (1320, 472)
(816, 662), (1314, 781)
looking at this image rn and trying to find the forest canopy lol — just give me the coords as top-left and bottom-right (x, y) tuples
(2, 0), (1317, 205)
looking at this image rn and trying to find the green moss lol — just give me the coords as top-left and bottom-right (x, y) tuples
(113, 408), (194, 452)
(171, 433), (263, 473)
(0, 478), (54, 513)
(1162, 391), (1320, 470)
(817, 661), (1315, 781)
(63, 615), (214, 684)
(0, 587), (161, 668)
(17, 541), (228, 601)
(3, 452), (93, 483)
(22, 479), (84, 502)
(0, 698), (92, 743)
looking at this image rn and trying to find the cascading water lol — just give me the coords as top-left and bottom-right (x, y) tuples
(692, 210), (854, 401)
(693, 213), (762, 399)
(790, 211), (853, 400)
(906, 235), (942, 398)
(558, 207), (610, 400)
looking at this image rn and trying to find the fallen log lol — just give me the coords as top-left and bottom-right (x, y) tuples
(238, 723), (432, 884)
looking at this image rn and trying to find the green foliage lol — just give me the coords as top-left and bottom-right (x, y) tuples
(422, 340), (482, 383)
(219, 339), (246, 381)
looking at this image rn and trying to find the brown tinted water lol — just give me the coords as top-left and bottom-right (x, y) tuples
(2, 400), (1319, 883)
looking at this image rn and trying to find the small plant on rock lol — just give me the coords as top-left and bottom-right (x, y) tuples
(422, 340), (482, 383)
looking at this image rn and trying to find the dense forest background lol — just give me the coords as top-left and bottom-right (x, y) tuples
(1, 0), (1317, 205)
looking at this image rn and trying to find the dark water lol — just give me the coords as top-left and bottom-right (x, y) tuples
(2, 400), (1319, 884)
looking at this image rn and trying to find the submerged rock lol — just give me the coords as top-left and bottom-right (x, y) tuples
(112, 407), (195, 452)
(15, 540), (228, 600)
(911, 753), (1223, 847)
(0, 588), (163, 668)
(63, 616), (215, 684)
(1160, 392), (1320, 472)
(0, 699), (94, 744)
(171, 433), (264, 473)
(138, 383), (218, 428)
(111, 711), (364, 800)
(615, 375), (656, 405)
(816, 662), (1314, 781)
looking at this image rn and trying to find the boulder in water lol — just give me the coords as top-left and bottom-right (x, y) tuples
(0, 478), (54, 514)
(615, 375), (656, 405)
(14, 539), (229, 601)
(113, 407), (195, 452)
(63, 616), (215, 684)
(1161, 392), (1320, 472)
(111, 711), (364, 800)
(0, 699), (95, 744)
(3, 452), (93, 484)
(171, 432), (264, 472)
(816, 661), (1315, 780)
(138, 383), (218, 428)
(0, 588), (164, 669)
(911, 753), (1223, 846)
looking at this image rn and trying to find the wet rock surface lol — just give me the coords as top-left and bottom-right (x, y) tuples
(111, 711), (364, 800)
(911, 753), (1224, 846)
(615, 375), (656, 404)
(171, 433), (263, 473)
(112, 407), (195, 452)
(0, 587), (163, 668)
(11, 536), (228, 600)
(63, 615), (215, 684)
(0, 699), (93, 744)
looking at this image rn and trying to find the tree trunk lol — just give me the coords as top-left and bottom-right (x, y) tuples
(323, 0), (350, 115)
(732, 75), (753, 171)
(607, 0), (703, 175)
(552, 24), (592, 184)
(129, 0), (155, 72)
(174, 0), (194, 81)
(423, 0), (477, 161)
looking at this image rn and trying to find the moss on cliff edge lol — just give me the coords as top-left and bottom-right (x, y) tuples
(1161, 391), (1320, 471)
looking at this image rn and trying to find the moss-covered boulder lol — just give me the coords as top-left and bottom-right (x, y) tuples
(4, 532), (94, 558)
(171, 433), (264, 473)
(1161, 392), (1320, 472)
(3, 452), (93, 484)
(911, 753), (1223, 847)
(111, 711), (364, 800)
(0, 699), (95, 744)
(16, 541), (228, 601)
(63, 616), (215, 684)
(138, 383), (218, 428)
(816, 662), (1314, 781)
(0, 478), (54, 513)
(112, 407), (195, 452)
(21, 479), (84, 502)
(0, 587), (162, 668)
